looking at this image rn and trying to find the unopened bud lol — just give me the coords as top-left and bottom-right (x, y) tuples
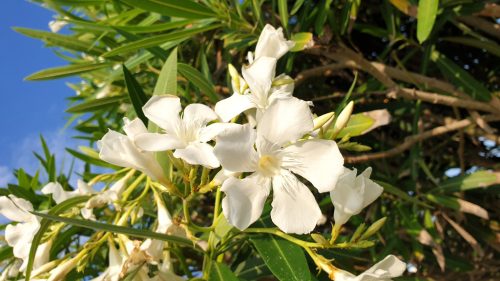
(313, 112), (335, 131)
(332, 101), (354, 137)
(360, 217), (387, 240)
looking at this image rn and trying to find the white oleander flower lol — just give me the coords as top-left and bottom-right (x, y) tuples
(135, 95), (233, 169)
(99, 118), (164, 180)
(330, 167), (384, 226)
(48, 19), (67, 33)
(249, 24), (295, 63)
(333, 255), (406, 281)
(214, 97), (344, 234)
(215, 25), (295, 122)
(90, 243), (122, 281)
(0, 196), (51, 272)
(41, 178), (128, 220)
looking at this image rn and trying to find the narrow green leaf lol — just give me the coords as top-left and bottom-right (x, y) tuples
(250, 235), (310, 281)
(290, 0), (305, 15)
(121, 0), (215, 19)
(178, 63), (219, 103)
(376, 181), (431, 207)
(443, 36), (500, 58)
(431, 51), (491, 101)
(417, 0), (439, 43)
(25, 196), (90, 281)
(434, 171), (499, 193)
(25, 62), (112, 81)
(149, 48), (178, 180)
(14, 27), (107, 56)
(66, 95), (128, 113)
(154, 48), (178, 96)
(123, 65), (149, 124)
(31, 211), (200, 249)
(209, 262), (241, 281)
(278, 0), (289, 30)
(104, 24), (220, 57)
(114, 28), (167, 60)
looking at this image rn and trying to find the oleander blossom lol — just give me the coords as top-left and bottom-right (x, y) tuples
(333, 255), (406, 281)
(0, 196), (51, 272)
(215, 24), (295, 122)
(214, 97), (344, 234)
(99, 117), (164, 180)
(330, 167), (384, 226)
(135, 95), (234, 169)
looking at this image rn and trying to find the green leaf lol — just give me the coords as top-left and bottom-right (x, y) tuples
(178, 63), (219, 103)
(149, 48), (178, 180)
(417, 0), (439, 43)
(335, 113), (374, 138)
(278, 0), (289, 30)
(442, 36), (500, 58)
(123, 65), (149, 124)
(434, 171), (499, 193)
(250, 235), (311, 281)
(289, 32), (313, 52)
(290, 0), (305, 15)
(66, 148), (119, 168)
(25, 62), (112, 81)
(14, 27), (107, 56)
(32, 211), (201, 250)
(113, 19), (194, 33)
(66, 95), (128, 113)
(209, 262), (241, 281)
(103, 24), (220, 57)
(376, 181), (431, 207)
(25, 196), (91, 281)
(431, 51), (491, 101)
(121, 0), (215, 19)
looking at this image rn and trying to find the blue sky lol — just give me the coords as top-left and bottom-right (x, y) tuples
(0, 0), (79, 185)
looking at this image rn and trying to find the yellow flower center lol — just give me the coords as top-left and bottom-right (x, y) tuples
(257, 155), (281, 177)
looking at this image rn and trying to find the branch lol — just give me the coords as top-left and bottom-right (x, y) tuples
(305, 46), (500, 115)
(344, 115), (500, 163)
(294, 62), (352, 86)
(458, 16), (500, 40)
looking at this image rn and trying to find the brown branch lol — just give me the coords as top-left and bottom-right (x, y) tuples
(344, 115), (500, 163)
(305, 46), (500, 115)
(389, 88), (499, 114)
(294, 62), (352, 86)
(458, 16), (500, 40)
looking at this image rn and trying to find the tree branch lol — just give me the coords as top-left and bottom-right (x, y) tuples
(344, 115), (500, 163)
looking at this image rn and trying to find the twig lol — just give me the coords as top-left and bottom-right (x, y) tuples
(344, 115), (500, 163)
(458, 16), (500, 40)
(294, 62), (351, 86)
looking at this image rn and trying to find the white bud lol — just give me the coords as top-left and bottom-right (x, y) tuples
(332, 101), (354, 137)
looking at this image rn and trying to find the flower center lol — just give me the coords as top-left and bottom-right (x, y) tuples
(257, 154), (281, 177)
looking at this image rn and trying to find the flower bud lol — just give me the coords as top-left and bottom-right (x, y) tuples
(313, 112), (335, 131)
(331, 101), (354, 137)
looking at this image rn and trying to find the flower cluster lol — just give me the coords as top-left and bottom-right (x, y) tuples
(0, 25), (406, 281)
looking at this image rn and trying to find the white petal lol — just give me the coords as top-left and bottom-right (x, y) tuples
(215, 93), (255, 122)
(0, 196), (33, 222)
(359, 255), (406, 280)
(257, 97), (313, 146)
(214, 124), (258, 173)
(123, 118), (148, 139)
(183, 103), (218, 126)
(198, 122), (240, 143)
(242, 56), (277, 102)
(135, 132), (185, 151)
(221, 175), (271, 230)
(359, 168), (383, 209)
(99, 130), (164, 180)
(174, 142), (220, 168)
(5, 220), (40, 259)
(271, 74), (294, 96)
(41, 181), (93, 204)
(270, 170), (322, 234)
(283, 139), (344, 193)
(33, 241), (52, 271)
(142, 96), (182, 133)
(255, 24), (295, 60)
